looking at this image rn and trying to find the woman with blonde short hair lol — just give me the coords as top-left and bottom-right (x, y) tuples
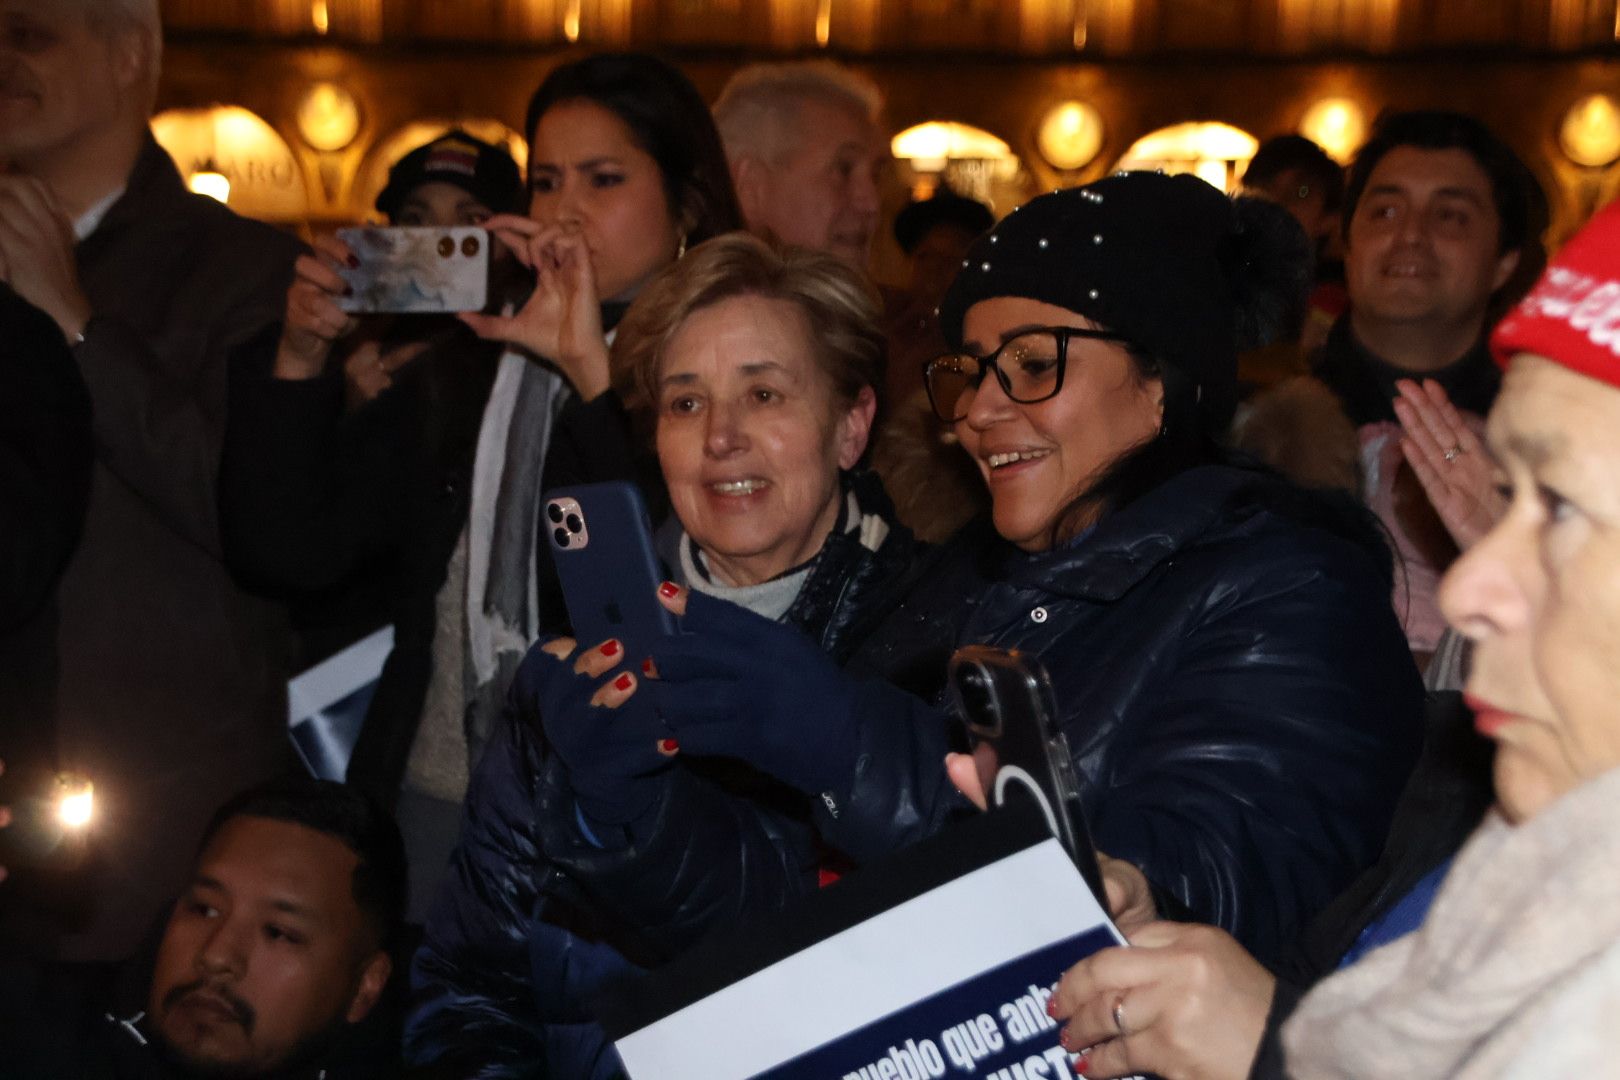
(410, 232), (920, 1079)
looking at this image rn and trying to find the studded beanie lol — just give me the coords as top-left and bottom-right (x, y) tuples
(1490, 195), (1620, 388)
(938, 172), (1251, 432)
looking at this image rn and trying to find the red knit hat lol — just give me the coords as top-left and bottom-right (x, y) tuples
(1491, 196), (1620, 387)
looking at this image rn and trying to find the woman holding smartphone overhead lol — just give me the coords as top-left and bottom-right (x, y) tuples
(219, 54), (741, 919)
(407, 233), (923, 1078)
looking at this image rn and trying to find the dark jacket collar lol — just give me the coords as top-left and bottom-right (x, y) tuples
(75, 135), (193, 264)
(1314, 316), (1500, 426)
(995, 464), (1314, 604)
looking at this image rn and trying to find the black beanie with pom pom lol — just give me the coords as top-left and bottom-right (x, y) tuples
(938, 171), (1311, 435)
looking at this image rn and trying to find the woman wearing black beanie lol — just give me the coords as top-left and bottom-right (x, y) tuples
(596, 173), (1426, 975)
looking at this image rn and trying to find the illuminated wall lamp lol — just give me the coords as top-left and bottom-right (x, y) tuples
(296, 81), (362, 153)
(1560, 92), (1620, 169)
(1036, 101), (1104, 172)
(1298, 97), (1366, 163)
(188, 160), (231, 204)
(892, 122), (1014, 174)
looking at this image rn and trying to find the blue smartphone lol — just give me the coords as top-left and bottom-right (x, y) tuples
(543, 482), (680, 662)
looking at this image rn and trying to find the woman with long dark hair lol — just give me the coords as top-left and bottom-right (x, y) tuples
(221, 53), (741, 918)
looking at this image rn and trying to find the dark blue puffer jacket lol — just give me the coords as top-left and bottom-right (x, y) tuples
(824, 463), (1426, 964)
(404, 478), (922, 1079)
(535, 464), (1424, 974)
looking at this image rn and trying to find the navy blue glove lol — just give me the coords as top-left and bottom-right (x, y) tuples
(512, 639), (672, 825)
(644, 591), (865, 795)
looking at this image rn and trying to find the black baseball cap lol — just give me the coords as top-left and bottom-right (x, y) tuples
(375, 129), (524, 220)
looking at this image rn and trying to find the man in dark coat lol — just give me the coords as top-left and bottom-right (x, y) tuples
(0, 0), (301, 959)
(1308, 111), (1542, 662)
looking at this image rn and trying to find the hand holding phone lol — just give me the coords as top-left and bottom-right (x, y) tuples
(545, 482), (679, 667)
(947, 645), (1107, 903)
(458, 219), (611, 399)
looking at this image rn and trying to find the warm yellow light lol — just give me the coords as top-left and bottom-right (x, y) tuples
(151, 106), (310, 221)
(1114, 121), (1258, 192)
(296, 81), (362, 152)
(1036, 101), (1104, 171)
(1194, 159), (1229, 190)
(1299, 97), (1366, 163)
(311, 0), (329, 35)
(55, 776), (93, 831)
(1124, 122), (1256, 164)
(1560, 93), (1620, 168)
(188, 169), (231, 203)
(892, 122), (1013, 174)
(563, 0), (581, 42)
(815, 0), (832, 47)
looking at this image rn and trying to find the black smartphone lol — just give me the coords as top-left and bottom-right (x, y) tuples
(947, 644), (1107, 902)
(544, 482), (680, 664)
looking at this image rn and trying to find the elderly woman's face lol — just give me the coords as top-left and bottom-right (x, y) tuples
(655, 294), (875, 587)
(955, 297), (1163, 552)
(1440, 354), (1620, 824)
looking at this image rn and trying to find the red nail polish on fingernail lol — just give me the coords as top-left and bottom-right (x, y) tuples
(658, 581), (680, 599)
(1047, 997), (1059, 1017)
(1073, 1054), (1089, 1076)
(1058, 1029), (1074, 1051)
(658, 738), (680, 754)
(642, 659), (654, 676)
(614, 673), (633, 691)
(600, 640), (620, 657)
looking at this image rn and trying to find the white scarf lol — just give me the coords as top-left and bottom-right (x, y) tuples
(1283, 765), (1620, 1077)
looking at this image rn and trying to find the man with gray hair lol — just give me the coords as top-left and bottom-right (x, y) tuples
(712, 60), (886, 271)
(0, 0), (301, 961)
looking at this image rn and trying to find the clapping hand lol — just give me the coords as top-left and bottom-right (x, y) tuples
(1393, 378), (1505, 551)
(459, 217), (612, 399)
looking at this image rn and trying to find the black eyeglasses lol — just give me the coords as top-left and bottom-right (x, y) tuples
(923, 327), (1131, 423)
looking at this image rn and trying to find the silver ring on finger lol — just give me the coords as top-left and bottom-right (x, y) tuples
(1111, 993), (1129, 1037)
(1444, 445), (1463, 463)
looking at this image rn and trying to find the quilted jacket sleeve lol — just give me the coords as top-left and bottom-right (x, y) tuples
(542, 763), (823, 956)
(405, 686), (551, 1079)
